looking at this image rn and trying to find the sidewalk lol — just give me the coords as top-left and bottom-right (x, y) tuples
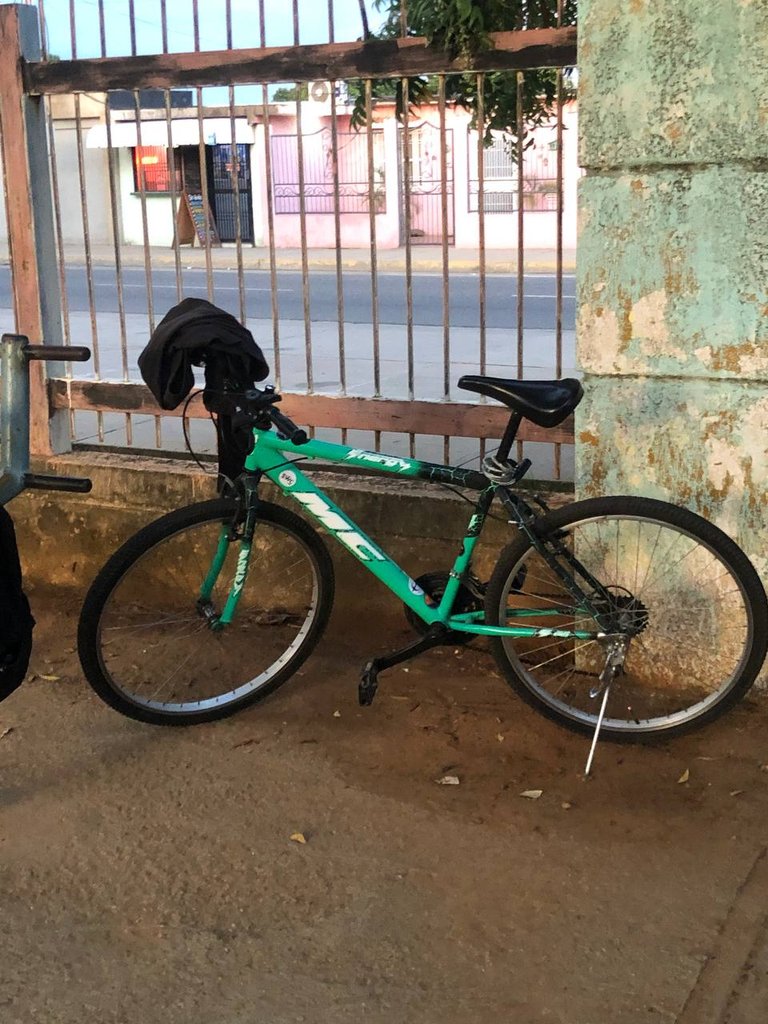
(2, 594), (768, 1023)
(0, 241), (576, 274)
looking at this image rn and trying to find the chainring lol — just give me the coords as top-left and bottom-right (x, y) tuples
(404, 571), (485, 645)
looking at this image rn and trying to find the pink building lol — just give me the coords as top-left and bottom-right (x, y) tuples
(95, 96), (578, 250)
(259, 98), (578, 251)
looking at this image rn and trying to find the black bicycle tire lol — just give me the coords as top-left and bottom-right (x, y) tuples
(484, 495), (768, 740)
(78, 498), (335, 726)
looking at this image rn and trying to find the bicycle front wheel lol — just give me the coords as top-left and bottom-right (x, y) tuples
(485, 496), (768, 739)
(78, 499), (334, 725)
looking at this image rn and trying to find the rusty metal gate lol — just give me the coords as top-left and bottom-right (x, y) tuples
(0, 0), (577, 479)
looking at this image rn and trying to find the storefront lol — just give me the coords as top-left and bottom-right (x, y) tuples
(86, 117), (256, 246)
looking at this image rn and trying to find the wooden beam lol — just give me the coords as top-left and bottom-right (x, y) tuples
(26, 27), (577, 95)
(49, 380), (575, 446)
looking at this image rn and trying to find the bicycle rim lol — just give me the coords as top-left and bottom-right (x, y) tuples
(91, 510), (323, 717)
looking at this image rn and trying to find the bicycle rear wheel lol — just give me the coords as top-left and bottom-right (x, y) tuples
(78, 498), (334, 725)
(485, 496), (768, 739)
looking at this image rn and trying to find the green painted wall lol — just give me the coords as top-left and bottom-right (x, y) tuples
(577, 0), (768, 583)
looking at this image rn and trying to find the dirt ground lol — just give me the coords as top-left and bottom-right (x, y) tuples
(2, 594), (768, 1024)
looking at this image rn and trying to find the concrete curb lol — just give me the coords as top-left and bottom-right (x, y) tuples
(0, 250), (575, 275)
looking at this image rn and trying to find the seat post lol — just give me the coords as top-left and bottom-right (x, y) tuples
(496, 412), (522, 463)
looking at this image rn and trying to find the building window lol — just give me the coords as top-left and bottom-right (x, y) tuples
(132, 146), (181, 193)
(271, 128), (386, 214)
(468, 130), (559, 214)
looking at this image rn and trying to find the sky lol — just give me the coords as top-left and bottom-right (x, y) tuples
(37, 0), (384, 59)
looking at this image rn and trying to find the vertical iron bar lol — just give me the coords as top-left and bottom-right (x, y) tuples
(259, 0), (280, 386)
(328, 86), (346, 388)
(365, 79), (381, 447)
(476, 74), (487, 461)
(554, 0), (565, 481)
(328, 0), (347, 442)
(294, 92), (313, 391)
(226, 0), (247, 325)
(516, 71), (525, 462)
(438, 75), (450, 464)
(401, 78), (415, 457)
(132, 95), (161, 446)
(164, 90), (184, 304)
(38, 0), (74, 438)
(127, 0), (137, 57)
(160, 0), (183, 303)
(160, 0), (169, 53)
(98, 0), (132, 444)
(400, 0), (415, 457)
(73, 98), (102, 442)
(70, 0), (103, 442)
(193, 0), (215, 303)
(293, 0), (313, 393)
(127, 0), (160, 445)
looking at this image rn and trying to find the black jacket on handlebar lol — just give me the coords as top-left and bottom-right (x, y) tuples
(138, 298), (270, 487)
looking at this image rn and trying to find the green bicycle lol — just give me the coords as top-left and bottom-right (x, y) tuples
(77, 376), (768, 745)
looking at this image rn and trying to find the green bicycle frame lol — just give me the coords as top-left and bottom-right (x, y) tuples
(203, 427), (598, 641)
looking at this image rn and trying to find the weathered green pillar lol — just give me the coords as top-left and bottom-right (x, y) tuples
(577, 0), (768, 581)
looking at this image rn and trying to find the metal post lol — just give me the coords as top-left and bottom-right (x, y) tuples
(0, 335), (29, 503)
(0, 4), (68, 456)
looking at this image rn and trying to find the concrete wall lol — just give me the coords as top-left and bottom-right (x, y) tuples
(576, 0), (768, 585)
(51, 118), (113, 248)
(10, 452), (566, 622)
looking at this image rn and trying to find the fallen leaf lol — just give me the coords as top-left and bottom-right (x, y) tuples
(289, 832), (307, 844)
(521, 789), (543, 800)
(561, 801), (572, 810)
(232, 738), (260, 749)
(332, 710), (341, 718)
(435, 775), (460, 786)
(730, 790), (744, 798)
(0, 726), (14, 740)
(496, 733), (505, 743)
(760, 764), (768, 773)
(40, 674), (61, 682)
(677, 769), (690, 784)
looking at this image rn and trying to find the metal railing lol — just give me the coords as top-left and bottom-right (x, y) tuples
(0, 334), (91, 503)
(0, 1), (577, 480)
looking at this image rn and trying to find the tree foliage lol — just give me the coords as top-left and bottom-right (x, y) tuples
(273, 83), (309, 102)
(349, 0), (576, 148)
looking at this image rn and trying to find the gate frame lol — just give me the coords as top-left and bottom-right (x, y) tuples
(0, 2), (577, 458)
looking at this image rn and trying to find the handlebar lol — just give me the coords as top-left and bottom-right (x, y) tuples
(237, 388), (308, 445)
(268, 406), (308, 446)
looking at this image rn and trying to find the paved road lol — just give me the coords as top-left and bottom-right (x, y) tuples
(0, 264), (576, 476)
(0, 265), (576, 331)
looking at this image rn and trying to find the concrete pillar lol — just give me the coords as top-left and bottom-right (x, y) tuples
(576, 0), (768, 581)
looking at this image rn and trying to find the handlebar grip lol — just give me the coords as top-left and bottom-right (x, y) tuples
(23, 473), (92, 493)
(269, 407), (308, 445)
(25, 345), (91, 362)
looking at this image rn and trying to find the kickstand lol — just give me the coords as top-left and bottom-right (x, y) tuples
(584, 680), (611, 777)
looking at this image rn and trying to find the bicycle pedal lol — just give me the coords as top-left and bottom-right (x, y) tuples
(359, 661), (379, 707)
